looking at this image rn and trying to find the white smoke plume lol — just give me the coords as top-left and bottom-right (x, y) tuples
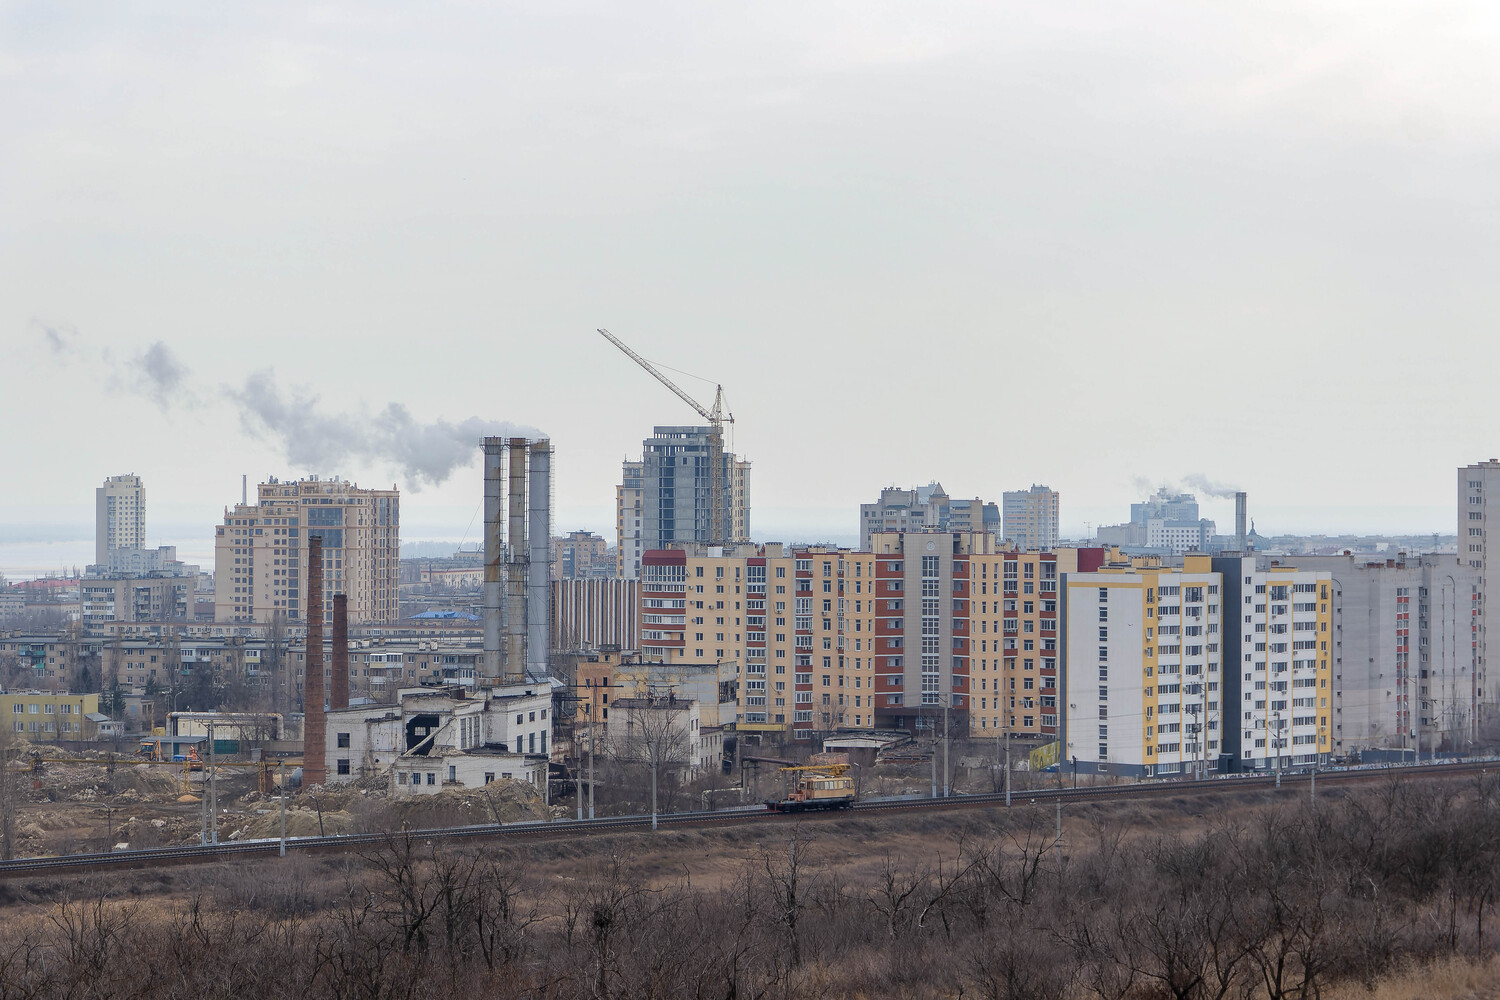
(1181, 473), (1241, 500)
(230, 369), (542, 489)
(36, 324), (536, 489)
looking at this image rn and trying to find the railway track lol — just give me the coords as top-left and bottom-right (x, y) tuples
(0, 758), (1492, 878)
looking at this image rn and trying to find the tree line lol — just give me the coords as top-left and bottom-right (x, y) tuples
(1, 775), (1498, 999)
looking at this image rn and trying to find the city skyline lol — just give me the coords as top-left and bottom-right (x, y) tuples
(7, 4), (1500, 579)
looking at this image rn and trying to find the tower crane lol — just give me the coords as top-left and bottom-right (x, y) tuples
(598, 328), (734, 546)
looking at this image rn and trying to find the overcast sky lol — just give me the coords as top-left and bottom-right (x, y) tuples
(5, 2), (1499, 575)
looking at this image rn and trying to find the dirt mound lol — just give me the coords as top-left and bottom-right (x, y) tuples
(226, 779), (548, 841)
(385, 781), (550, 829)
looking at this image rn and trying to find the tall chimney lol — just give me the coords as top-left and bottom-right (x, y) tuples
(303, 535), (326, 787)
(527, 439), (552, 680)
(483, 437), (505, 684)
(331, 593), (349, 711)
(1234, 492), (1248, 551)
(505, 436), (529, 683)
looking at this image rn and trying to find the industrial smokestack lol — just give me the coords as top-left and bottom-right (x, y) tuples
(527, 439), (552, 679)
(483, 437), (505, 683)
(480, 434), (553, 686)
(1235, 492), (1248, 551)
(303, 535), (326, 787)
(505, 436), (528, 683)
(331, 593), (349, 711)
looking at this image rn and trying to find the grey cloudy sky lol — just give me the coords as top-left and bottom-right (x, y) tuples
(5, 2), (1500, 573)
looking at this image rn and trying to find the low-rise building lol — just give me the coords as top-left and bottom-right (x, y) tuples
(605, 693), (726, 773)
(1, 691), (101, 740)
(324, 683), (553, 794)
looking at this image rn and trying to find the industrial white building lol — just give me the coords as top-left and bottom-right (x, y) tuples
(322, 683), (553, 796)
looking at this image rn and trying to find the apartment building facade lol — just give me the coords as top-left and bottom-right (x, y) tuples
(1063, 558), (1225, 778)
(1215, 557), (1335, 771)
(1002, 485), (1061, 551)
(1270, 552), (1479, 753)
(96, 474), (146, 566)
(214, 476), (400, 625)
(553, 531), (612, 581)
(1460, 462), (1496, 727)
(616, 427), (752, 582)
(859, 484), (1000, 551)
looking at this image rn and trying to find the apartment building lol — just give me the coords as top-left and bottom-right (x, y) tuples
(616, 428), (752, 581)
(636, 542), (885, 739)
(1063, 557), (1225, 778)
(1215, 556), (1334, 772)
(81, 576), (193, 629)
(1002, 485), (1061, 551)
(2, 692), (101, 739)
(553, 531), (612, 581)
(96, 475), (146, 566)
(617, 462), (645, 580)
(1269, 552), (1479, 753)
(553, 579), (639, 651)
(1460, 462), (1497, 724)
(859, 484), (1000, 551)
(214, 476), (400, 625)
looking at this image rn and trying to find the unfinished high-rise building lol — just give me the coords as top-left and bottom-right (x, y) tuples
(483, 437), (553, 684)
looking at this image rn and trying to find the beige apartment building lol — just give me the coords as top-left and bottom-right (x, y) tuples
(617, 461), (644, 580)
(637, 542), (891, 740)
(1002, 484), (1061, 551)
(214, 476), (400, 625)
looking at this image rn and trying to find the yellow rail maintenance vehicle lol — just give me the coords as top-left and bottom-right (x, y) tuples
(765, 763), (855, 813)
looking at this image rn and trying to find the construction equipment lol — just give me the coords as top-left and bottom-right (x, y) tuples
(137, 738), (202, 771)
(598, 328), (734, 545)
(765, 764), (855, 813)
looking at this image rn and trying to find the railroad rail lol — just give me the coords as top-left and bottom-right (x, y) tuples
(0, 758), (1493, 877)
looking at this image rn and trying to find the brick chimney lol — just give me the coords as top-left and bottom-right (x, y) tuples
(331, 594), (350, 711)
(303, 535), (326, 787)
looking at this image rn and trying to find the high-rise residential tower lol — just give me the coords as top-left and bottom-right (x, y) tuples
(1458, 460), (1497, 727)
(1002, 485), (1060, 550)
(616, 426), (750, 579)
(859, 484), (1000, 551)
(96, 475), (147, 566)
(214, 476), (400, 625)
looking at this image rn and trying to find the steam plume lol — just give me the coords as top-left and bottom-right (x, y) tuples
(231, 369), (542, 489)
(1181, 473), (1241, 500)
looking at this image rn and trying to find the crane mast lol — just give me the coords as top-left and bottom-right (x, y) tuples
(598, 328), (733, 546)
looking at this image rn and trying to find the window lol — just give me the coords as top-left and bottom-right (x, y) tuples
(337, 732), (351, 748)
(426, 773), (436, 785)
(337, 759), (351, 775)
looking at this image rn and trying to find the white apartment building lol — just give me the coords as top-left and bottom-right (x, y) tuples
(1214, 557), (1334, 771)
(1063, 557), (1223, 778)
(96, 475), (147, 567)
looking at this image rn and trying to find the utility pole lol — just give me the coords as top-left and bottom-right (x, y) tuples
(278, 760), (287, 857)
(1310, 738), (1317, 803)
(1273, 711), (1282, 790)
(929, 721), (937, 799)
(575, 688), (585, 820)
(207, 721), (219, 844)
(1003, 711), (1011, 807)
(943, 698), (950, 798)
(588, 720), (595, 820)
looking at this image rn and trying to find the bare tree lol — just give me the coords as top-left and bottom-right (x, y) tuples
(610, 695), (694, 829)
